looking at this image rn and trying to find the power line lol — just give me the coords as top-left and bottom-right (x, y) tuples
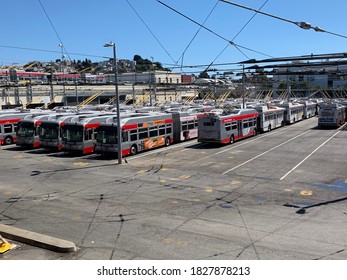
(0, 44), (108, 60)
(126, 0), (176, 64)
(201, 0), (271, 73)
(220, 0), (347, 39)
(177, 0), (220, 70)
(156, 1), (272, 59)
(38, 0), (72, 62)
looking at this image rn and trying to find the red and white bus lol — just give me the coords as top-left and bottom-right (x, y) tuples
(16, 112), (56, 148)
(318, 102), (346, 128)
(253, 104), (285, 132)
(95, 111), (202, 156)
(197, 108), (259, 144)
(0, 111), (41, 145)
(276, 102), (304, 124)
(298, 100), (318, 119)
(61, 113), (117, 155)
(39, 112), (96, 151)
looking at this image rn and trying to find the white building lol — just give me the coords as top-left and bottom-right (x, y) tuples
(105, 70), (183, 85)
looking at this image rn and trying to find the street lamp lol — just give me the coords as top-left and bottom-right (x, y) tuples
(104, 41), (122, 164)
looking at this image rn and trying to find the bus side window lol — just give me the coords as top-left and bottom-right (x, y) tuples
(139, 127), (148, 140)
(4, 124), (13, 133)
(149, 127), (158, 137)
(130, 129), (137, 141)
(166, 124), (172, 134)
(159, 125), (165, 136)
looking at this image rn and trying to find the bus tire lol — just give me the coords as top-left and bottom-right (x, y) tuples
(268, 125), (271, 132)
(4, 136), (13, 145)
(130, 145), (137, 156)
(165, 137), (170, 146)
(230, 135), (234, 144)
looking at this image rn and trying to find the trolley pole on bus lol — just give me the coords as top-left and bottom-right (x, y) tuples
(104, 42), (122, 164)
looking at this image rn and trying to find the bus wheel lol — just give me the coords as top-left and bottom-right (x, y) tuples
(165, 137), (171, 146)
(4, 136), (13, 145)
(230, 135), (234, 144)
(268, 125), (271, 132)
(130, 145), (137, 156)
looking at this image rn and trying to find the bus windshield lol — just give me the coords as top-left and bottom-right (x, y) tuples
(96, 128), (117, 144)
(39, 126), (59, 140)
(17, 123), (35, 137)
(62, 126), (83, 142)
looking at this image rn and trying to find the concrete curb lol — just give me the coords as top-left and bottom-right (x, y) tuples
(0, 224), (77, 253)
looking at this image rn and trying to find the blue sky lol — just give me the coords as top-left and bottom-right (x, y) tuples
(1, 0), (347, 74)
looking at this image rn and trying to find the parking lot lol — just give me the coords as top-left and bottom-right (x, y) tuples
(0, 116), (347, 260)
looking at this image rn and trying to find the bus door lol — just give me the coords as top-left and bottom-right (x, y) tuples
(237, 120), (243, 138)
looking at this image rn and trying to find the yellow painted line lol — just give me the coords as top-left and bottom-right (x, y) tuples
(179, 175), (191, 179)
(160, 179), (167, 183)
(71, 216), (81, 221)
(137, 169), (148, 174)
(73, 162), (89, 166)
(284, 188), (293, 192)
(3, 191), (12, 196)
(162, 238), (173, 244)
(205, 189), (213, 193)
(13, 154), (26, 159)
(42, 158), (54, 162)
(160, 168), (169, 171)
(300, 190), (313, 196)
(230, 180), (241, 185)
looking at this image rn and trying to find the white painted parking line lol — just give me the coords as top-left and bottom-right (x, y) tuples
(279, 129), (341, 181)
(222, 130), (310, 175)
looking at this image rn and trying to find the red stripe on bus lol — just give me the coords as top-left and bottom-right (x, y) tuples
(221, 113), (259, 123)
(85, 123), (101, 129)
(33, 141), (40, 148)
(0, 140), (4, 145)
(35, 121), (42, 125)
(0, 118), (22, 124)
(123, 124), (138, 130)
(83, 146), (95, 154)
(165, 118), (173, 124)
(122, 148), (130, 156)
(221, 138), (230, 144)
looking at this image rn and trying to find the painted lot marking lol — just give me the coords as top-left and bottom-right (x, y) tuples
(223, 130), (310, 175)
(280, 129), (342, 180)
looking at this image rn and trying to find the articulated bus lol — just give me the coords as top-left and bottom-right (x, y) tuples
(197, 108), (259, 144)
(276, 102), (304, 124)
(16, 112), (59, 148)
(95, 111), (202, 156)
(318, 102), (346, 128)
(253, 105), (285, 132)
(61, 113), (117, 155)
(39, 112), (96, 151)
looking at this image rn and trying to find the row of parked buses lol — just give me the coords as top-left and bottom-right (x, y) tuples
(1, 100), (345, 158)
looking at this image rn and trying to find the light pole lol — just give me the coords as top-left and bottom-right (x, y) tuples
(104, 42), (122, 164)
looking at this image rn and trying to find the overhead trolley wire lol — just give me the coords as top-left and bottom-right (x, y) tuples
(126, 0), (177, 65)
(176, 0), (220, 70)
(156, 0), (272, 59)
(38, 0), (72, 62)
(220, 0), (347, 40)
(203, 0), (270, 73)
